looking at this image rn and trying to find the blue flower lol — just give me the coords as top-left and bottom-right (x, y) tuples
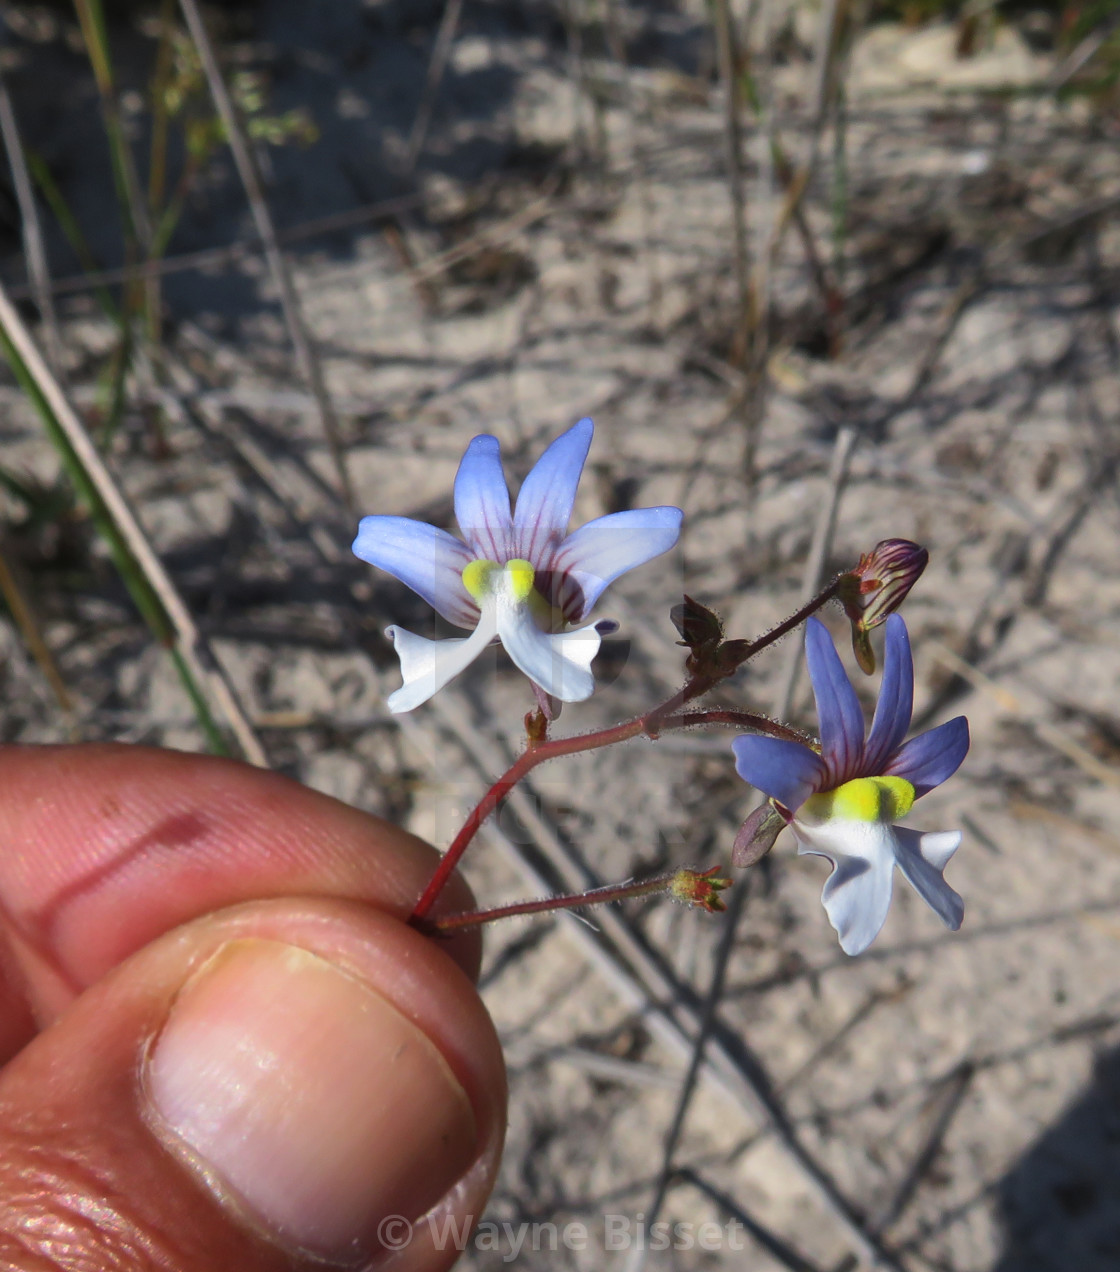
(353, 418), (683, 712)
(732, 615), (969, 955)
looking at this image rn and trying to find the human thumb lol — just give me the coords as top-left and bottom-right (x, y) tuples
(0, 897), (506, 1271)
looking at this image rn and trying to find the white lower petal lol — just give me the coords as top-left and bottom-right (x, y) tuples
(385, 613), (497, 713)
(892, 827), (964, 930)
(910, 829), (961, 871)
(496, 596), (601, 702)
(792, 819), (897, 956)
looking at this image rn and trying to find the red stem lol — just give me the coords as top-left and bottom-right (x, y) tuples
(719, 575), (844, 671)
(424, 871), (677, 935)
(668, 709), (812, 742)
(409, 721), (645, 922)
(408, 577), (839, 924)
(409, 705), (811, 922)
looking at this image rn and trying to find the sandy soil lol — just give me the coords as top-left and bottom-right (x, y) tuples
(2, 1), (1120, 1267)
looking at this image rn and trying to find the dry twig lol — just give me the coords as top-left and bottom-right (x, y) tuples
(404, 0), (465, 173)
(0, 67), (64, 370)
(176, 0), (354, 515)
(928, 641), (1120, 790)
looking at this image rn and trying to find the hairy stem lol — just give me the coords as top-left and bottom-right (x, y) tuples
(424, 871), (678, 935)
(410, 708), (808, 924)
(409, 577), (841, 924)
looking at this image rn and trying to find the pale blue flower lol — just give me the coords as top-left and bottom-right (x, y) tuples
(732, 615), (969, 955)
(354, 418), (682, 711)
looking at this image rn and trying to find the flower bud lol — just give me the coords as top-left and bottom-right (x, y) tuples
(837, 539), (928, 673)
(731, 802), (786, 867)
(670, 594), (723, 663)
(669, 866), (732, 913)
(669, 595), (728, 676)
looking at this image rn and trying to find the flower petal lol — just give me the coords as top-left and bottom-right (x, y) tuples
(512, 417), (594, 564)
(793, 818), (897, 956)
(495, 598), (601, 702)
(454, 434), (513, 561)
(805, 618), (867, 784)
(549, 507), (683, 619)
(885, 715), (970, 798)
(731, 736), (827, 811)
(892, 827), (964, 930)
(863, 613), (914, 773)
(353, 516), (476, 627)
(384, 613), (497, 713)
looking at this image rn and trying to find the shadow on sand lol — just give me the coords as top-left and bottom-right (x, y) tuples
(994, 1042), (1120, 1270)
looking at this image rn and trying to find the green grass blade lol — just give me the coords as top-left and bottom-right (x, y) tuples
(26, 150), (122, 324)
(0, 311), (239, 756)
(0, 322), (229, 752)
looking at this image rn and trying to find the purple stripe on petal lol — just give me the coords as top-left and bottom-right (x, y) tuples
(731, 735), (827, 811)
(863, 614), (914, 773)
(512, 418), (594, 564)
(352, 515), (477, 627)
(550, 507), (682, 618)
(556, 572), (586, 623)
(534, 568), (585, 624)
(805, 618), (867, 783)
(454, 434), (513, 561)
(884, 715), (970, 798)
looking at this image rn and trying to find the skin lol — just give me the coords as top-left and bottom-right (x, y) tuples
(0, 744), (507, 1272)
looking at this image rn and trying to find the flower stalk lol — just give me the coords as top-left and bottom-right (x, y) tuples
(409, 572), (846, 925)
(410, 701), (811, 925)
(352, 418), (965, 953)
(424, 865), (731, 935)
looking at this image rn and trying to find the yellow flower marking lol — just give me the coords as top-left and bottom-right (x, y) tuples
(802, 775), (915, 824)
(462, 558), (536, 603)
(506, 559), (535, 600)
